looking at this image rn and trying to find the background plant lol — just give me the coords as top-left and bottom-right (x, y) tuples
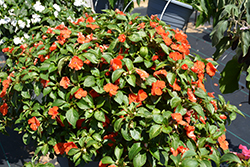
(0, 0), (91, 50)
(0, 8), (244, 166)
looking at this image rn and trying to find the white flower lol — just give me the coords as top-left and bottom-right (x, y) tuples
(0, 0), (4, 5)
(13, 37), (24, 45)
(67, 16), (74, 22)
(8, 9), (15, 16)
(240, 26), (250, 30)
(4, 16), (11, 23)
(11, 19), (17, 26)
(0, 39), (5, 45)
(54, 11), (59, 17)
(74, 0), (85, 6)
(14, 26), (18, 33)
(18, 20), (26, 29)
(33, 1), (45, 12)
(3, 3), (7, 8)
(31, 14), (41, 24)
(26, 19), (31, 28)
(24, 33), (29, 39)
(53, 4), (61, 11)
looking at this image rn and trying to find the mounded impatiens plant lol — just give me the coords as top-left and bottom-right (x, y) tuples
(0, 9), (244, 167)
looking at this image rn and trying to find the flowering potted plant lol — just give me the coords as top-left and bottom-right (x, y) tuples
(0, 8), (243, 166)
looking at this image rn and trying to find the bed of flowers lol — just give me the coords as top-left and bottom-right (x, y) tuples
(0, 0), (90, 50)
(0, 8), (245, 167)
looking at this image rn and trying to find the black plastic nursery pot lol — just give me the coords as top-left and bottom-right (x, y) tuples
(147, 0), (194, 30)
(92, 0), (124, 13)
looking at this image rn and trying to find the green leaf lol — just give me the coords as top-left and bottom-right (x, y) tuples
(129, 143), (142, 160)
(21, 72), (38, 81)
(66, 45), (74, 53)
(114, 118), (124, 132)
(149, 124), (162, 139)
(58, 56), (70, 76)
(94, 110), (105, 122)
(112, 68), (125, 83)
(194, 88), (207, 99)
(130, 128), (141, 141)
(199, 160), (211, 167)
(114, 91), (124, 105)
(125, 74), (136, 87)
(21, 91), (31, 99)
(52, 99), (65, 107)
(67, 148), (80, 156)
(84, 76), (95, 87)
(192, 104), (204, 117)
(37, 50), (47, 56)
(219, 59), (242, 94)
(180, 158), (199, 167)
(41, 144), (49, 156)
(107, 25), (121, 33)
(129, 33), (142, 42)
(241, 31), (250, 57)
(43, 87), (52, 96)
(170, 96), (181, 108)
(108, 38), (119, 52)
(121, 124), (132, 141)
(101, 156), (114, 164)
(182, 150), (197, 159)
(211, 20), (228, 46)
(220, 153), (241, 163)
(14, 83), (23, 91)
(66, 108), (79, 127)
(78, 43), (91, 51)
(206, 103), (214, 115)
(123, 58), (134, 71)
(167, 72), (175, 85)
(82, 53), (98, 64)
(133, 152), (147, 167)
(160, 43), (170, 54)
(114, 144), (124, 160)
(116, 14), (127, 21)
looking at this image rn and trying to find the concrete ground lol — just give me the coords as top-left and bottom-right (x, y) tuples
(1, 0), (249, 166)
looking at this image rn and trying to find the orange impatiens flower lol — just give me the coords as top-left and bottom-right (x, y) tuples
(74, 88), (87, 99)
(68, 56), (83, 71)
(153, 69), (168, 78)
(86, 24), (99, 30)
(49, 42), (57, 51)
(53, 142), (78, 155)
(40, 79), (50, 88)
(187, 88), (197, 103)
(151, 80), (166, 96)
(103, 83), (119, 96)
(64, 142), (78, 154)
(86, 16), (95, 23)
(0, 103), (8, 116)
(137, 22), (145, 30)
(193, 60), (205, 74)
(169, 79), (181, 91)
(48, 106), (59, 119)
(54, 142), (65, 155)
(206, 62), (217, 76)
(60, 76), (70, 89)
(110, 58), (122, 71)
(218, 134), (229, 150)
(220, 114), (227, 120)
(185, 125), (197, 141)
(118, 34), (126, 42)
(150, 21), (159, 28)
(129, 89), (148, 106)
(169, 52), (183, 61)
(28, 116), (40, 131)
(135, 68), (149, 81)
(170, 147), (179, 157)
(171, 113), (187, 126)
